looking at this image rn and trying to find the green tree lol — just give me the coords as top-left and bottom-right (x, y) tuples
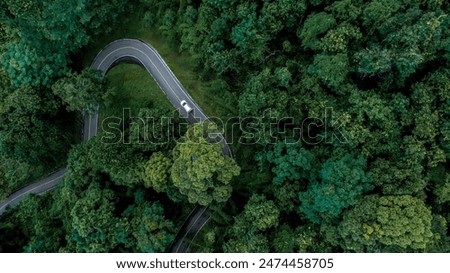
(170, 122), (240, 206)
(241, 194), (280, 231)
(52, 69), (113, 112)
(223, 232), (270, 253)
(308, 53), (349, 89)
(223, 194), (279, 253)
(299, 154), (373, 223)
(1, 0), (127, 87)
(238, 68), (289, 118)
(339, 195), (434, 252)
(298, 12), (336, 51)
(0, 193), (65, 253)
(143, 152), (172, 192)
(123, 191), (175, 252)
(270, 180), (302, 213)
(356, 8), (448, 82)
(0, 157), (41, 200)
(260, 142), (315, 185)
(362, 0), (401, 33)
(87, 137), (144, 187)
(1, 41), (68, 87)
(319, 22), (362, 53)
(324, 0), (362, 22)
(370, 156), (428, 195)
(295, 224), (336, 253)
(230, 2), (270, 65)
(261, 0), (307, 33)
(0, 74), (69, 164)
(272, 224), (296, 252)
(67, 182), (129, 252)
(429, 165), (450, 205)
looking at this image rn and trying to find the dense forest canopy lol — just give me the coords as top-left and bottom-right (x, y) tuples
(0, 0), (449, 253)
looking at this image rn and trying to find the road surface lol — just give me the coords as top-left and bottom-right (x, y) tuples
(0, 39), (233, 253)
(0, 168), (67, 216)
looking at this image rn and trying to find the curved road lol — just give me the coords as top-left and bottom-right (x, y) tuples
(0, 39), (232, 253)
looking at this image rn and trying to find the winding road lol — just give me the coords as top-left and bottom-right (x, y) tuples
(0, 39), (232, 253)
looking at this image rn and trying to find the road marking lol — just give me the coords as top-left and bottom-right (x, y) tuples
(87, 112), (91, 140)
(0, 172), (65, 212)
(174, 206), (208, 253)
(189, 215), (211, 251)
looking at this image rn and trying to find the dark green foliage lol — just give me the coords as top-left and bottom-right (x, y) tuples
(0, 0), (128, 87)
(67, 182), (129, 252)
(299, 154), (373, 224)
(0, 158), (42, 200)
(65, 137), (144, 188)
(223, 232), (270, 253)
(299, 12), (336, 51)
(270, 180), (302, 213)
(60, 140), (176, 253)
(0, 142), (176, 253)
(308, 53), (349, 88)
(0, 71), (70, 165)
(0, 193), (65, 253)
(52, 69), (114, 112)
(223, 194), (278, 253)
(259, 142), (315, 185)
(123, 191), (176, 252)
(1, 41), (68, 87)
(238, 68), (290, 119)
(272, 224), (296, 252)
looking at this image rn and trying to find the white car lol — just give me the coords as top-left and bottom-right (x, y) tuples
(180, 100), (193, 114)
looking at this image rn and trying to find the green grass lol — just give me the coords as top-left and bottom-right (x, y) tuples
(83, 7), (238, 127)
(99, 64), (172, 126)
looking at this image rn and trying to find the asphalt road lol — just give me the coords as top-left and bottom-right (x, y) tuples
(0, 168), (67, 216)
(169, 205), (211, 253)
(0, 39), (232, 253)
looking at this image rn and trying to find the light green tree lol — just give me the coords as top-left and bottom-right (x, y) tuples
(339, 195), (434, 252)
(242, 194), (280, 231)
(143, 152), (172, 192)
(170, 122), (240, 206)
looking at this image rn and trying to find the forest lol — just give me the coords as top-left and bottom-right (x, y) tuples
(0, 0), (449, 253)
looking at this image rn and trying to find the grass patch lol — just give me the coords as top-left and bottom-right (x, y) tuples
(99, 64), (172, 130)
